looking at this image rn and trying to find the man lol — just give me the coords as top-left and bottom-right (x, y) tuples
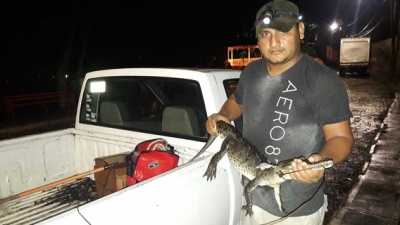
(206, 0), (354, 224)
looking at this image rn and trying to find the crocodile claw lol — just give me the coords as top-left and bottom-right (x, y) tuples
(203, 164), (217, 181)
(241, 204), (254, 217)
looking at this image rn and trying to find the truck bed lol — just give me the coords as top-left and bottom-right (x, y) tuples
(0, 127), (242, 225)
(0, 178), (96, 225)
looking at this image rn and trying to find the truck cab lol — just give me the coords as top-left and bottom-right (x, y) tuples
(339, 37), (371, 76)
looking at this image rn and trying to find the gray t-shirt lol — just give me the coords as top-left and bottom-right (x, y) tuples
(235, 54), (352, 216)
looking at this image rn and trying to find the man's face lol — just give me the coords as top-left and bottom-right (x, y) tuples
(257, 22), (304, 65)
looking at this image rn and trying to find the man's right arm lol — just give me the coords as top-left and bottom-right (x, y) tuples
(206, 94), (242, 135)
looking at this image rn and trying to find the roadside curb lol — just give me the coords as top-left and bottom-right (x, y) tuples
(360, 121), (385, 175)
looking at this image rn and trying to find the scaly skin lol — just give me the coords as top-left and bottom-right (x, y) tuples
(203, 120), (333, 216)
(203, 121), (266, 182)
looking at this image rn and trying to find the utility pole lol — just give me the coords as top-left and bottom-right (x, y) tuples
(389, 0), (399, 79)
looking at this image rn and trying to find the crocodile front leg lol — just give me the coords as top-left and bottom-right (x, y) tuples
(243, 168), (287, 216)
(273, 186), (286, 214)
(242, 168), (275, 216)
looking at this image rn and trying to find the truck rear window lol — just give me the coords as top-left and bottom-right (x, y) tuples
(223, 79), (238, 97)
(79, 76), (208, 140)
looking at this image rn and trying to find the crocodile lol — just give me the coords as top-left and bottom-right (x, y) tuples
(190, 120), (333, 216)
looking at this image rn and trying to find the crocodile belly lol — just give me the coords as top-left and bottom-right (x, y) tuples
(227, 150), (261, 180)
(256, 169), (286, 187)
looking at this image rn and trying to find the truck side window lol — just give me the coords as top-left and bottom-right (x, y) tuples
(223, 78), (242, 133)
(79, 77), (208, 141)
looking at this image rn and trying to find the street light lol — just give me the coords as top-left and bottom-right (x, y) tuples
(330, 22), (341, 32)
(330, 19), (345, 34)
(328, 21), (344, 47)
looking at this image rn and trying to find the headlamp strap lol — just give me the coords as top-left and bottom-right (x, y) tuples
(275, 10), (298, 19)
(254, 2), (299, 25)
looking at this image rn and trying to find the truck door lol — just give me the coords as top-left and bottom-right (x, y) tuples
(76, 154), (242, 225)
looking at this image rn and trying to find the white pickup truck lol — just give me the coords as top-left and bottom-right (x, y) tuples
(0, 68), (244, 225)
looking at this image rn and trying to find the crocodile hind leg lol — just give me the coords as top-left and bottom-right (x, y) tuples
(242, 170), (269, 217)
(203, 138), (233, 181)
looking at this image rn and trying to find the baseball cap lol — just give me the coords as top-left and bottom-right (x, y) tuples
(254, 0), (300, 36)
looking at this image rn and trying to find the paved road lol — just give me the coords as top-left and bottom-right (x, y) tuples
(329, 93), (400, 225)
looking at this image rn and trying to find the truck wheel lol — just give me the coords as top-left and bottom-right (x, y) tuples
(339, 68), (346, 77)
(359, 67), (368, 77)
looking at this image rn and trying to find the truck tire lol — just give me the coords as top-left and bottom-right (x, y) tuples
(339, 68), (346, 77)
(358, 67), (368, 77)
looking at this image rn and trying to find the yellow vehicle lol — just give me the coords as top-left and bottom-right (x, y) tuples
(226, 45), (262, 69)
(226, 44), (324, 70)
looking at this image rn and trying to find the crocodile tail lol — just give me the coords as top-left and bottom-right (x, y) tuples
(187, 135), (217, 163)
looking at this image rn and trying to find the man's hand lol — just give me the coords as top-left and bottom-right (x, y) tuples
(206, 113), (230, 135)
(290, 120), (353, 184)
(289, 154), (325, 184)
(205, 93), (242, 135)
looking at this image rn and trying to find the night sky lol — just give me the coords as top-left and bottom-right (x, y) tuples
(0, 0), (392, 95)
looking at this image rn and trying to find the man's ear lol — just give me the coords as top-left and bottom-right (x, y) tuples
(298, 22), (305, 40)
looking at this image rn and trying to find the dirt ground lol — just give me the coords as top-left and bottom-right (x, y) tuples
(0, 76), (398, 224)
(323, 76), (396, 224)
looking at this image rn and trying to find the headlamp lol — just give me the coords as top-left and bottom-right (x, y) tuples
(254, 3), (299, 26)
(262, 17), (271, 25)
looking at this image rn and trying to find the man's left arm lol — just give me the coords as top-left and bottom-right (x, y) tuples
(290, 119), (354, 184)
